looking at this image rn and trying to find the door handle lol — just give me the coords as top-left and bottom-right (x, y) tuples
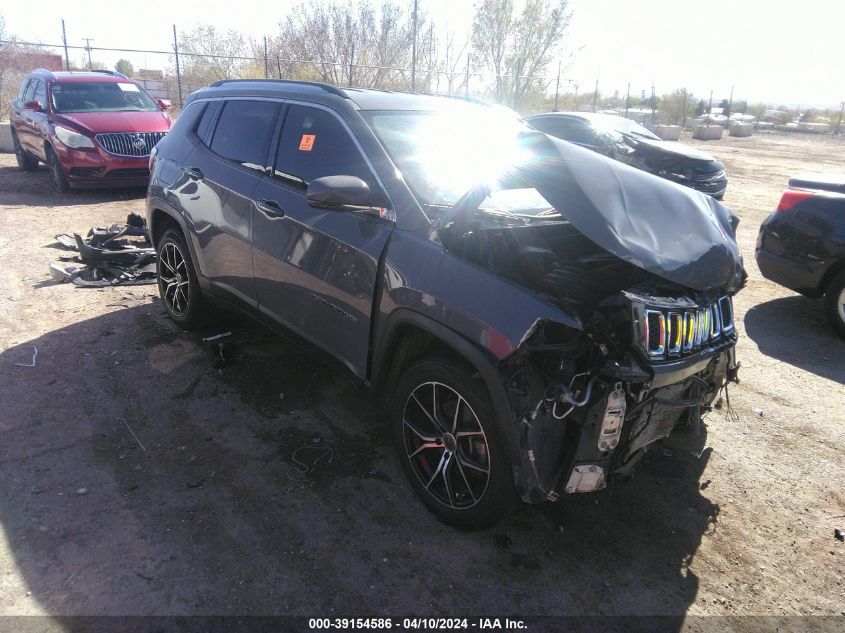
(186, 167), (204, 180)
(256, 199), (285, 218)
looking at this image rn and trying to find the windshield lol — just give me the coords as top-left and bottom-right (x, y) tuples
(592, 115), (661, 141)
(363, 106), (533, 209)
(51, 82), (159, 113)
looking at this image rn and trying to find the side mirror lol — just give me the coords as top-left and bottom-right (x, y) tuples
(306, 175), (374, 212)
(156, 98), (172, 111)
(23, 100), (42, 112)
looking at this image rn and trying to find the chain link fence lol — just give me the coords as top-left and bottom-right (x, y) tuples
(1, 27), (577, 119)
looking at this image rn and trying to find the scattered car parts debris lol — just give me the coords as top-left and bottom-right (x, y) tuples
(202, 332), (232, 342)
(49, 213), (156, 287)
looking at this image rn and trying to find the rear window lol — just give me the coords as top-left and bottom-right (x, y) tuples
(208, 100), (280, 171)
(51, 81), (158, 113)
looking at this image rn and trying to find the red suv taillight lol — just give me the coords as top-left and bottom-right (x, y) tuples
(776, 188), (814, 212)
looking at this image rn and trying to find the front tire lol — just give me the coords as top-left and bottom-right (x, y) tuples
(46, 146), (70, 193)
(13, 133), (39, 171)
(392, 356), (516, 529)
(156, 229), (206, 330)
(823, 270), (845, 338)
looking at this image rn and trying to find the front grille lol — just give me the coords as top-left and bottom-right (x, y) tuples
(95, 132), (166, 157)
(639, 296), (734, 360)
(691, 170), (727, 194)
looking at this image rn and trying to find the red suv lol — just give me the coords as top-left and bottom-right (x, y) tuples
(11, 69), (172, 192)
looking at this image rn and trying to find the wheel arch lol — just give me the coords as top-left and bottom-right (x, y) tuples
(147, 202), (207, 285)
(819, 258), (845, 296)
(371, 309), (520, 464)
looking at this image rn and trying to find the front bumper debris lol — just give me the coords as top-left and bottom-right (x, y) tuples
(48, 213), (157, 287)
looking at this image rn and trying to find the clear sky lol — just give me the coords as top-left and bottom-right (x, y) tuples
(2, 0), (842, 107)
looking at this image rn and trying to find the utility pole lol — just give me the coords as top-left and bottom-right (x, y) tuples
(682, 87), (688, 129)
(553, 61), (561, 111)
(411, 0), (418, 92)
(263, 36), (269, 78)
(708, 89), (713, 121)
(592, 78), (599, 112)
(172, 25), (183, 109)
(61, 20), (70, 70)
(728, 84), (734, 122)
(83, 38), (93, 70)
(625, 82), (630, 117)
(650, 83), (656, 126)
(836, 101), (845, 136)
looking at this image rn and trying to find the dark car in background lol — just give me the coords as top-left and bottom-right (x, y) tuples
(147, 80), (744, 528)
(756, 174), (845, 337)
(10, 69), (172, 192)
(526, 112), (728, 199)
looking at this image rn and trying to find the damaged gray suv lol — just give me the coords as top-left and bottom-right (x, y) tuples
(147, 80), (745, 528)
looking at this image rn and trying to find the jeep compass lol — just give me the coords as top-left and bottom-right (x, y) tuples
(147, 80), (745, 528)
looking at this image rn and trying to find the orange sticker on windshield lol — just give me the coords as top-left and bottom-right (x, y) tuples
(299, 134), (315, 151)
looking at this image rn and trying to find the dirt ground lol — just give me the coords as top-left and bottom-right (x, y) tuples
(0, 131), (842, 621)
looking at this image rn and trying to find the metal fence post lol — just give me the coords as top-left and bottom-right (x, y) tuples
(465, 53), (470, 97)
(411, 0), (418, 92)
(264, 36), (269, 78)
(172, 25), (183, 109)
(553, 61), (561, 111)
(348, 40), (354, 87)
(277, 56), (282, 79)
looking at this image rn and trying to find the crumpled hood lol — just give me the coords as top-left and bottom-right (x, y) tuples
(518, 134), (745, 293)
(629, 137), (719, 164)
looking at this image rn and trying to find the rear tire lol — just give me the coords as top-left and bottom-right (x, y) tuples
(13, 133), (39, 171)
(46, 146), (70, 193)
(823, 270), (845, 338)
(392, 356), (516, 529)
(156, 229), (206, 330)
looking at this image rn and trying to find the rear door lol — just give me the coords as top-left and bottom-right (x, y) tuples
(14, 79), (38, 153)
(28, 79), (50, 160)
(251, 103), (394, 377)
(176, 98), (282, 310)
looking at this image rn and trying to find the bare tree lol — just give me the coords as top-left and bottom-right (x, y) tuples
(472, 0), (571, 108)
(441, 30), (470, 95)
(271, 1), (415, 90)
(177, 25), (254, 92)
(0, 16), (52, 119)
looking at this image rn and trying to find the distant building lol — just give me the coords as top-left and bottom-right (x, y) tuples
(20, 52), (63, 72)
(136, 69), (169, 100)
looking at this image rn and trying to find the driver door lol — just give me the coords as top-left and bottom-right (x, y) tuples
(251, 104), (394, 377)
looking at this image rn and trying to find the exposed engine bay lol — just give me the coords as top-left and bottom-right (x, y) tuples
(435, 137), (745, 502)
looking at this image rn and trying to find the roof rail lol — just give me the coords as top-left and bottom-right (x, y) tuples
(209, 78), (348, 99)
(90, 69), (129, 79)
